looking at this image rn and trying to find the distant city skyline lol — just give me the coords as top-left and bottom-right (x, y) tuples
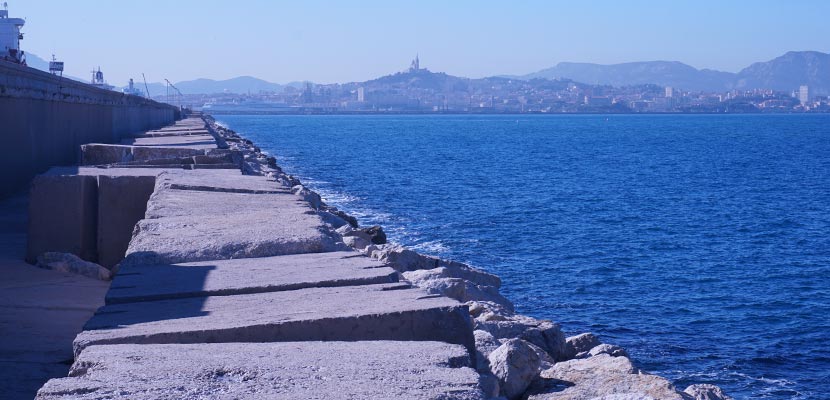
(10, 0), (830, 85)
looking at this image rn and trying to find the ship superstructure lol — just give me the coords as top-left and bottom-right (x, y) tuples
(0, 2), (26, 64)
(90, 67), (114, 90)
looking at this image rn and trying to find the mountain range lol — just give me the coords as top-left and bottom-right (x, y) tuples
(516, 51), (830, 94)
(26, 50), (830, 95)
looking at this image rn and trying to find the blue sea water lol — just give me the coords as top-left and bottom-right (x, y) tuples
(216, 114), (830, 399)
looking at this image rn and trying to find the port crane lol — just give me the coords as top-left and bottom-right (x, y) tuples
(164, 78), (183, 108)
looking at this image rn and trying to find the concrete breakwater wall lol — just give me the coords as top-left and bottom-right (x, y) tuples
(28, 114), (732, 399)
(0, 62), (178, 198)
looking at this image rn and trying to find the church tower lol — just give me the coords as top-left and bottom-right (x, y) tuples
(409, 54), (420, 72)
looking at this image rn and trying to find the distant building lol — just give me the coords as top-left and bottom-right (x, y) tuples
(357, 87), (365, 102)
(584, 96), (613, 107)
(409, 54), (420, 72)
(665, 86), (676, 98)
(798, 85), (810, 106)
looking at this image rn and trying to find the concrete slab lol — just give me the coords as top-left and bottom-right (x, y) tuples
(37, 341), (484, 400)
(143, 187), (306, 218)
(74, 283), (474, 356)
(80, 143), (207, 165)
(121, 135), (216, 148)
(154, 170), (287, 194)
(131, 130), (211, 138)
(123, 210), (343, 266)
(26, 174), (98, 263)
(106, 251), (398, 304)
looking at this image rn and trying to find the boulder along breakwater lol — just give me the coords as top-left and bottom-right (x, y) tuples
(29, 113), (731, 399)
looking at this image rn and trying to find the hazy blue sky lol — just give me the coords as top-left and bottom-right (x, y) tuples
(12, 0), (830, 85)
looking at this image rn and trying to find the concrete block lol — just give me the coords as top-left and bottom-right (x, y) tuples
(74, 283), (475, 356)
(121, 135), (216, 148)
(38, 342), (484, 399)
(79, 144), (132, 165)
(130, 146), (205, 161)
(143, 187), (305, 218)
(26, 175), (98, 263)
(190, 163), (240, 170)
(120, 187), (342, 265)
(123, 212), (343, 266)
(106, 251), (398, 304)
(154, 170), (287, 194)
(80, 144), (207, 165)
(96, 175), (156, 269)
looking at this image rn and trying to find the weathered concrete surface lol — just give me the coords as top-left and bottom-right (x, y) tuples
(121, 135), (216, 148)
(0, 194), (109, 400)
(26, 174), (98, 263)
(37, 342), (484, 400)
(74, 283), (474, 356)
(106, 251), (399, 304)
(124, 189), (342, 265)
(96, 175), (156, 268)
(80, 143), (206, 165)
(143, 187), (305, 219)
(154, 169), (287, 194)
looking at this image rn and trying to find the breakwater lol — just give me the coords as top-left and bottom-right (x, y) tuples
(27, 113), (731, 399)
(0, 62), (178, 198)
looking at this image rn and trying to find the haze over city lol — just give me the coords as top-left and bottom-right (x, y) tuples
(13, 0), (830, 84)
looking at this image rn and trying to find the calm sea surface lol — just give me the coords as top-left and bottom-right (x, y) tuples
(217, 114), (830, 399)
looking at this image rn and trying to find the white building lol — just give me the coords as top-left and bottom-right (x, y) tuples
(357, 86), (365, 102)
(665, 86), (676, 98)
(798, 85), (810, 106)
(0, 3), (26, 64)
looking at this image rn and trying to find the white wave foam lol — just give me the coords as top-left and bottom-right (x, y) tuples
(411, 240), (450, 255)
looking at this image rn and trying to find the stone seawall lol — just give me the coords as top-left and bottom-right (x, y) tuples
(28, 113), (731, 399)
(0, 62), (178, 198)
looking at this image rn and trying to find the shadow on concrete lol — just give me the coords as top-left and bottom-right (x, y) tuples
(107, 262), (218, 304)
(84, 251), (212, 330)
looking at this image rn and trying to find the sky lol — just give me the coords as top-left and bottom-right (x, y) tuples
(10, 0), (830, 85)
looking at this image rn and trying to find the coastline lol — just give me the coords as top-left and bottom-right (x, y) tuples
(205, 114), (733, 400)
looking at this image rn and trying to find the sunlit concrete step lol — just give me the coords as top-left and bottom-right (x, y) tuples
(38, 341), (484, 400)
(74, 283), (474, 357)
(106, 251), (398, 304)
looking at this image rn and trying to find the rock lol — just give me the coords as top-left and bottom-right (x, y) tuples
(564, 332), (601, 359)
(401, 266), (513, 311)
(467, 301), (513, 319)
(403, 269), (467, 301)
(342, 235), (371, 250)
(477, 316), (568, 362)
(331, 209), (358, 228)
(487, 338), (542, 400)
(291, 184), (322, 209)
(478, 372), (502, 399)
(36, 252), (111, 281)
(473, 329), (502, 371)
(464, 282), (514, 311)
(317, 210), (350, 229)
(361, 225), (387, 244)
(528, 354), (687, 400)
(684, 384), (733, 400)
(589, 343), (629, 358)
(370, 244), (439, 272)
(525, 341), (558, 370)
